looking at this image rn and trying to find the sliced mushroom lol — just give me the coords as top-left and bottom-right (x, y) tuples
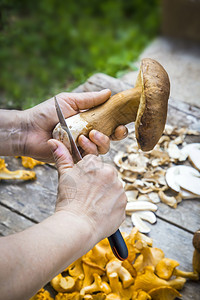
(181, 143), (200, 171)
(158, 191), (177, 208)
(176, 174), (200, 196)
(125, 190), (138, 202)
(135, 211), (157, 224)
(165, 165), (200, 193)
(179, 189), (200, 199)
(126, 201), (158, 214)
(131, 213), (151, 234)
(148, 192), (160, 204)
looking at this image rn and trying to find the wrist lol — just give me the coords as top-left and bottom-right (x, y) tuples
(12, 110), (29, 156)
(0, 109), (28, 156)
(48, 211), (97, 261)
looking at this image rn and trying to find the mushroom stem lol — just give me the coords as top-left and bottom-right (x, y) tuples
(173, 269), (199, 281)
(80, 86), (142, 137)
(55, 86), (141, 144)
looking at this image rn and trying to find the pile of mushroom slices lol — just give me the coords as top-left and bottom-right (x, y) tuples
(114, 125), (200, 233)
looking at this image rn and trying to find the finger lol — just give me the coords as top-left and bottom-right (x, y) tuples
(48, 139), (74, 175)
(89, 130), (110, 154)
(78, 135), (98, 156)
(110, 125), (128, 141)
(62, 89), (111, 111)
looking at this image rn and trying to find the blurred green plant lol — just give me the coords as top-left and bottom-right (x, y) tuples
(0, 0), (160, 109)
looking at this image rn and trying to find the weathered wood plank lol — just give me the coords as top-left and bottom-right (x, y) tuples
(0, 157), (58, 223)
(0, 204), (34, 236)
(156, 200), (200, 234)
(168, 97), (200, 120)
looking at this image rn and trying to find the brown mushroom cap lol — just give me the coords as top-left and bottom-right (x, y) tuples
(135, 58), (170, 151)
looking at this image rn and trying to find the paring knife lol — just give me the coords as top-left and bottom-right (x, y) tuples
(54, 96), (128, 260)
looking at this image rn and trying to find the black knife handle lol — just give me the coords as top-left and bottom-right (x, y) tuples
(108, 229), (128, 261)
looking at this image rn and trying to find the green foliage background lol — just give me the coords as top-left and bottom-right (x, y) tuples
(0, 0), (160, 109)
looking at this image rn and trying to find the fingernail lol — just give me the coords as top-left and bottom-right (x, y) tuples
(123, 130), (128, 136)
(92, 130), (101, 139)
(48, 140), (58, 152)
(100, 89), (110, 93)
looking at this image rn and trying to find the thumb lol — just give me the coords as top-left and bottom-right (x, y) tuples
(48, 139), (74, 175)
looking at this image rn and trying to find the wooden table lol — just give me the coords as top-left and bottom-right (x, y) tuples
(0, 74), (200, 299)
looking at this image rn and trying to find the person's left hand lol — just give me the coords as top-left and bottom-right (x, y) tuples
(23, 90), (128, 162)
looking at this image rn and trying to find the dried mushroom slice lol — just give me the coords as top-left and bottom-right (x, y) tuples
(181, 143), (200, 171)
(165, 165), (200, 196)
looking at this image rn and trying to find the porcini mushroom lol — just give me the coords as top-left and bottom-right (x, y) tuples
(53, 58), (170, 152)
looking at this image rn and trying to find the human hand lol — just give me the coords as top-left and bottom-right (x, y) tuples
(48, 139), (127, 241)
(23, 90), (128, 162)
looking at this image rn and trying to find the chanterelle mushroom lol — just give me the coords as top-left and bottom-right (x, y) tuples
(106, 258), (134, 288)
(0, 158), (36, 181)
(17, 156), (45, 169)
(30, 288), (53, 300)
(155, 258), (199, 281)
(53, 58), (170, 152)
(148, 286), (181, 300)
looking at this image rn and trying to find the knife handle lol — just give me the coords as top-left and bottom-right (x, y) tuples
(108, 229), (128, 261)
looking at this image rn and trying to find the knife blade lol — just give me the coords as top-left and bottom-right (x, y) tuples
(54, 96), (82, 163)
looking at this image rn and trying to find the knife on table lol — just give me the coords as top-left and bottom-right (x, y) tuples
(54, 96), (128, 260)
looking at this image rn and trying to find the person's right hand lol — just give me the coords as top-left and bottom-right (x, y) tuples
(48, 139), (127, 242)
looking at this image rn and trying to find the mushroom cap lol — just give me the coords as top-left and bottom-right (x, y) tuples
(135, 58), (170, 151)
(148, 286), (181, 300)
